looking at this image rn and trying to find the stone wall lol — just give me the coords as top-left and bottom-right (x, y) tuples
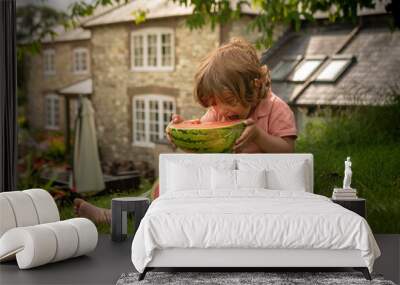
(90, 17), (221, 167)
(221, 16), (261, 46)
(25, 40), (90, 132)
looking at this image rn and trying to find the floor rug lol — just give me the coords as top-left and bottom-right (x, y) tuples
(116, 271), (396, 285)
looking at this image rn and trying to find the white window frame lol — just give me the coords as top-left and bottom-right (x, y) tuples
(288, 55), (327, 83)
(132, 94), (176, 147)
(43, 49), (56, 76)
(73, 47), (90, 75)
(271, 55), (303, 81)
(130, 28), (175, 72)
(45, 93), (60, 130)
(314, 54), (355, 83)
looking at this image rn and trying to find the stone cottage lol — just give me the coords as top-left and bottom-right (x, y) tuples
(24, 0), (266, 172)
(24, 3), (116, 155)
(25, 25), (91, 134)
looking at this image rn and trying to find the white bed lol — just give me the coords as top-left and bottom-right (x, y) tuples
(131, 154), (380, 280)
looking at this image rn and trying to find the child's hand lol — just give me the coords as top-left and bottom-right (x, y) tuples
(166, 114), (202, 151)
(170, 114), (185, 124)
(166, 114), (183, 149)
(166, 115), (201, 149)
(233, 119), (260, 153)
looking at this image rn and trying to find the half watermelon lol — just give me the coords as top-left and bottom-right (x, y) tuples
(167, 120), (246, 153)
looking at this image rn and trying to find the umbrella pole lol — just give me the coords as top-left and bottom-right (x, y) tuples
(65, 97), (71, 163)
(70, 95), (83, 193)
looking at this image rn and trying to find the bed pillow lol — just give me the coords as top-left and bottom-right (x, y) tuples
(211, 168), (237, 190)
(265, 161), (307, 191)
(167, 160), (235, 192)
(238, 159), (309, 192)
(211, 169), (267, 190)
(236, 169), (267, 189)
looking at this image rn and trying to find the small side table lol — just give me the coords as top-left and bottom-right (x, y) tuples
(331, 198), (366, 218)
(111, 197), (150, 242)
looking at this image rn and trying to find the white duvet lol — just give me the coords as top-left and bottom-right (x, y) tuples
(131, 190), (380, 273)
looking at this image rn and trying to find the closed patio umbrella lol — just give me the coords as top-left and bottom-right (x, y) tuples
(71, 96), (105, 193)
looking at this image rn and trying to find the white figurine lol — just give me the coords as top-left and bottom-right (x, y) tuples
(343, 157), (352, 190)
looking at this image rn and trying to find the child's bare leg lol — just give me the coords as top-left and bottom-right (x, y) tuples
(73, 198), (112, 225)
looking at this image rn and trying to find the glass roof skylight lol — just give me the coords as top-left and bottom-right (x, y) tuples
(289, 57), (325, 82)
(271, 56), (302, 81)
(315, 56), (355, 82)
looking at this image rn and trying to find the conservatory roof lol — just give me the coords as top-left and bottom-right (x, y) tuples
(261, 16), (400, 106)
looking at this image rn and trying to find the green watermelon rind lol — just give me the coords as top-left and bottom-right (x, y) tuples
(168, 121), (246, 153)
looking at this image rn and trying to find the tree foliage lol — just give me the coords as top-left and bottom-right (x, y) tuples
(17, 0), (399, 52)
(16, 1), (127, 56)
(173, 0), (376, 48)
(16, 4), (68, 101)
(17, 4), (67, 56)
(67, 0), (386, 48)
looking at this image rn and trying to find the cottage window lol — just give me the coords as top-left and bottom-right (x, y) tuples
(288, 56), (326, 82)
(45, 94), (60, 130)
(315, 55), (355, 82)
(161, 34), (172, 66)
(147, 34), (158, 67)
(133, 35), (144, 67)
(132, 95), (176, 147)
(73, 48), (89, 74)
(271, 56), (303, 81)
(131, 28), (174, 71)
(43, 49), (55, 76)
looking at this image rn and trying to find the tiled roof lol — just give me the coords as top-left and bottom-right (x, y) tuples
(296, 25), (400, 106)
(84, 0), (191, 27)
(84, 0), (258, 27)
(263, 17), (400, 106)
(42, 26), (91, 43)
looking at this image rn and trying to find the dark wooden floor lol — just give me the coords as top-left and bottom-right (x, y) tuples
(0, 235), (135, 285)
(0, 234), (399, 285)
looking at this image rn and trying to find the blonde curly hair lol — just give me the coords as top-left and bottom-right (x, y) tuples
(194, 38), (271, 108)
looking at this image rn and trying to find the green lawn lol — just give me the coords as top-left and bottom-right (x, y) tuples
(296, 101), (400, 233)
(59, 179), (152, 234)
(57, 102), (400, 234)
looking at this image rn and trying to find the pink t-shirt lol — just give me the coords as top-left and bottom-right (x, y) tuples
(200, 92), (297, 153)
